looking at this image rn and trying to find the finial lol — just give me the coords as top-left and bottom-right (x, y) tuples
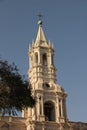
(49, 40), (51, 46)
(32, 39), (34, 47)
(52, 43), (54, 48)
(37, 13), (43, 26)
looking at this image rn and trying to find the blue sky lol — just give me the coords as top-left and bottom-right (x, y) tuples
(0, 0), (87, 122)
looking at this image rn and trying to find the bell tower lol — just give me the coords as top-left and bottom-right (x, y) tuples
(29, 20), (56, 86)
(22, 19), (68, 129)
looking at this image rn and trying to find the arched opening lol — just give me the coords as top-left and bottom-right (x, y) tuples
(42, 53), (47, 65)
(35, 52), (38, 64)
(59, 99), (62, 117)
(44, 101), (55, 121)
(51, 54), (54, 65)
(43, 82), (50, 89)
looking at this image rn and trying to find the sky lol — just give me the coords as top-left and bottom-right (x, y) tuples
(0, 0), (87, 122)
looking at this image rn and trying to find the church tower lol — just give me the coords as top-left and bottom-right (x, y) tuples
(22, 19), (68, 129)
(1, 18), (87, 130)
(0, 17), (87, 130)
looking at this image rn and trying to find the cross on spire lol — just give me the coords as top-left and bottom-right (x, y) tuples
(37, 14), (43, 26)
(37, 13), (43, 21)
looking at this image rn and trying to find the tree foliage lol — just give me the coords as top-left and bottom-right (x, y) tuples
(0, 59), (35, 116)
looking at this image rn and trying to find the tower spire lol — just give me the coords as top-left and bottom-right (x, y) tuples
(35, 14), (48, 46)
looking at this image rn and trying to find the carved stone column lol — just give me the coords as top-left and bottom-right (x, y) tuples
(28, 108), (32, 117)
(64, 98), (67, 120)
(41, 95), (44, 115)
(37, 96), (40, 116)
(38, 50), (41, 64)
(56, 96), (59, 122)
(61, 99), (63, 117)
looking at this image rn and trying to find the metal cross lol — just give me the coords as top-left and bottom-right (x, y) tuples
(37, 13), (43, 20)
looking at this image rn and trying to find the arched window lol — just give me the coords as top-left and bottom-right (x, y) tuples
(59, 99), (62, 117)
(35, 52), (38, 64)
(43, 53), (47, 65)
(51, 54), (54, 65)
(43, 83), (50, 88)
(44, 101), (55, 121)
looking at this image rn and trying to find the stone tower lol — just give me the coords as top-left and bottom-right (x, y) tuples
(22, 19), (68, 129)
(0, 19), (87, 130)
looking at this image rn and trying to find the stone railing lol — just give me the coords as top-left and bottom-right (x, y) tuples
(0, 116), (26, 123)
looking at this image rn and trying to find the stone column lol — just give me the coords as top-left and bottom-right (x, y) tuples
(28, 108), (31, 117)
(22, 110), (24, 117)
(64, 98), (67, 119)
(32, 109), (35, 117)
(28, 108), (32, 117)
(41, 96), (44, 115)
(47, 53), (51, 65)
(56, 96), (59, 122)
(38, 51), (40, 64)
(61, 99), (63, 117)
(37, 96), (40, 116)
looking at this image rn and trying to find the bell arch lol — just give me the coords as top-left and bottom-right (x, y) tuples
(44, 101), (55, 121)
(51, 54), (54, 65)
(42, 53), (47, 65)
(35, 52), (38, 64)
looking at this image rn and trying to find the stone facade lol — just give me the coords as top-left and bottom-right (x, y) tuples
(0, 20), (87, 130)
(0, 117), (87, 130)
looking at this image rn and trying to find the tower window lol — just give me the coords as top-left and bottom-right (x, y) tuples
(45, 83), (50, 88)
(59, 99), (62, 117)
(44, 101), (55, 121)
(43, 83), (50, 88)
(43, 53), (47, 65)
(35, 52), (38, 64)
(51, 54), (54, 65)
